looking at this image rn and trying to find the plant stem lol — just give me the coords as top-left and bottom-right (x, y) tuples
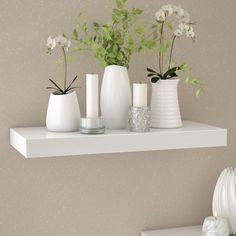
(168, 35), (176, 69)
(62, 47), (67, 92)
(159, 22), (164, 76)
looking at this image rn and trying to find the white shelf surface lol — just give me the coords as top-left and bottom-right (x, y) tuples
(10, 121), (227, 158)
(141, 225), (202, 236)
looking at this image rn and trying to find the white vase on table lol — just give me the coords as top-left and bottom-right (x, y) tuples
(100, 65), (131, 129)
(212, 167), (236, 235)
(150, 79), (182, 128)
(46, 91), (81, 132)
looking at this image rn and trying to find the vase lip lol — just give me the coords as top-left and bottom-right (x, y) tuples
(159, 78), (180, 82)
(105, 64), (127, 69)
(51, 90), (76, 96)
(152, 78), (180, 84)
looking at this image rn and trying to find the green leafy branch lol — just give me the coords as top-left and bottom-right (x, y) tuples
(72, 0), (158, 68)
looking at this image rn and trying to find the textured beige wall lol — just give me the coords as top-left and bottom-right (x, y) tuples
(0, 0), (236, 235)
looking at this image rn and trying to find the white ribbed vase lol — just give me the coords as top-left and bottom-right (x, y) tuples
(101, 65), (131, 129)
(212, 167), (236, 234)
(150, 79), (182, 128)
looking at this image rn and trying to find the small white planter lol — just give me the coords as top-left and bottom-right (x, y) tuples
(150, 79), (182, 128)
(212, 167), (236, 234)
(101, 65), (131, 129)
(46, 91), (80, 132)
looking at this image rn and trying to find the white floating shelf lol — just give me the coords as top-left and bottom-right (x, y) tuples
(141, 225), (202, 236)
(10, 121), (227, 158)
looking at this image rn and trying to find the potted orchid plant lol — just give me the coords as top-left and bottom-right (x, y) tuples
(147, 4), (203, 128)
(46, 35), (80, 132)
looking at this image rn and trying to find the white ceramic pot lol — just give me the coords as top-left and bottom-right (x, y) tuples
(100, 65), (131, 129)
(202, 216), (229, 236)
(46, 91), (80, 132)
(212, 167), (236, 234)
(150, 79), (182, 128)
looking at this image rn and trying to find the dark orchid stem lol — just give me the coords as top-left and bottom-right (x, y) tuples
(62, 47), (67, 92)
(159, 22), (164, 76)
(168, 35), (176, 70)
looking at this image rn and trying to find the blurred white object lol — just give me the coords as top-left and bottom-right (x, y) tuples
(202, 216), (229, 236)
(212, 167), (236, 234)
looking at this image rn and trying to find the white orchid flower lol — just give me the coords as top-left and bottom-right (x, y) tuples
(161, 5), (173, 16)
(173, 6), (186, 19)
(186, 27), (195, 38)
(155, 9), (166, 22)
(47, 36), (56, 50)
(46, 35), (71, 53)
(55, 35), (68, 47)
(173, 29), (183, 37)
(155, 4), (196, 39)
(178, 23), (190, 32)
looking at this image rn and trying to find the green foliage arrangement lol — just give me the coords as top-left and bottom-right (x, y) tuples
(72, 0), (158, 68)
(147, 4), (203, 96)
(46, 35), (79, 95)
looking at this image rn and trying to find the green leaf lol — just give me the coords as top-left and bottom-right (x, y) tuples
(77, 13), (82, 22)
(112, 44), (118, 55)
(48, 79), (63, 93)
(190, 79), (201, 85)
(147, 69), (162, 78)
(93, 22), (100, 28)
(180, 63), (191, 72)
(185, 77), (190, 84)
(195, 88), (201, 97)
(163, 67), (180, 79)
(117, 52), (123, 60)
(113, 8), (121, 16)
(73, 29), (78, 40)
(132, 8), (143, 15)
(116, 0), (125, 8)
(152, 30), (158, 40)
(147, 67), (157, 73)
(151, 77), (160, 83)
(65, 75), (78, 92)
(46, 86), (58, 90)
(134, 25), (144, 34)
(166, 73), (178, 79)
(145, 40), (156, 49)
(82, 23), (88, 32)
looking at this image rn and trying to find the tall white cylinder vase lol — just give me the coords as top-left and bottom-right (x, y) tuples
(101, 65), (131, 129)
(212, 167), (236, 234)
(46, 91), (81, 132)
(150, 79), (182, 128)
